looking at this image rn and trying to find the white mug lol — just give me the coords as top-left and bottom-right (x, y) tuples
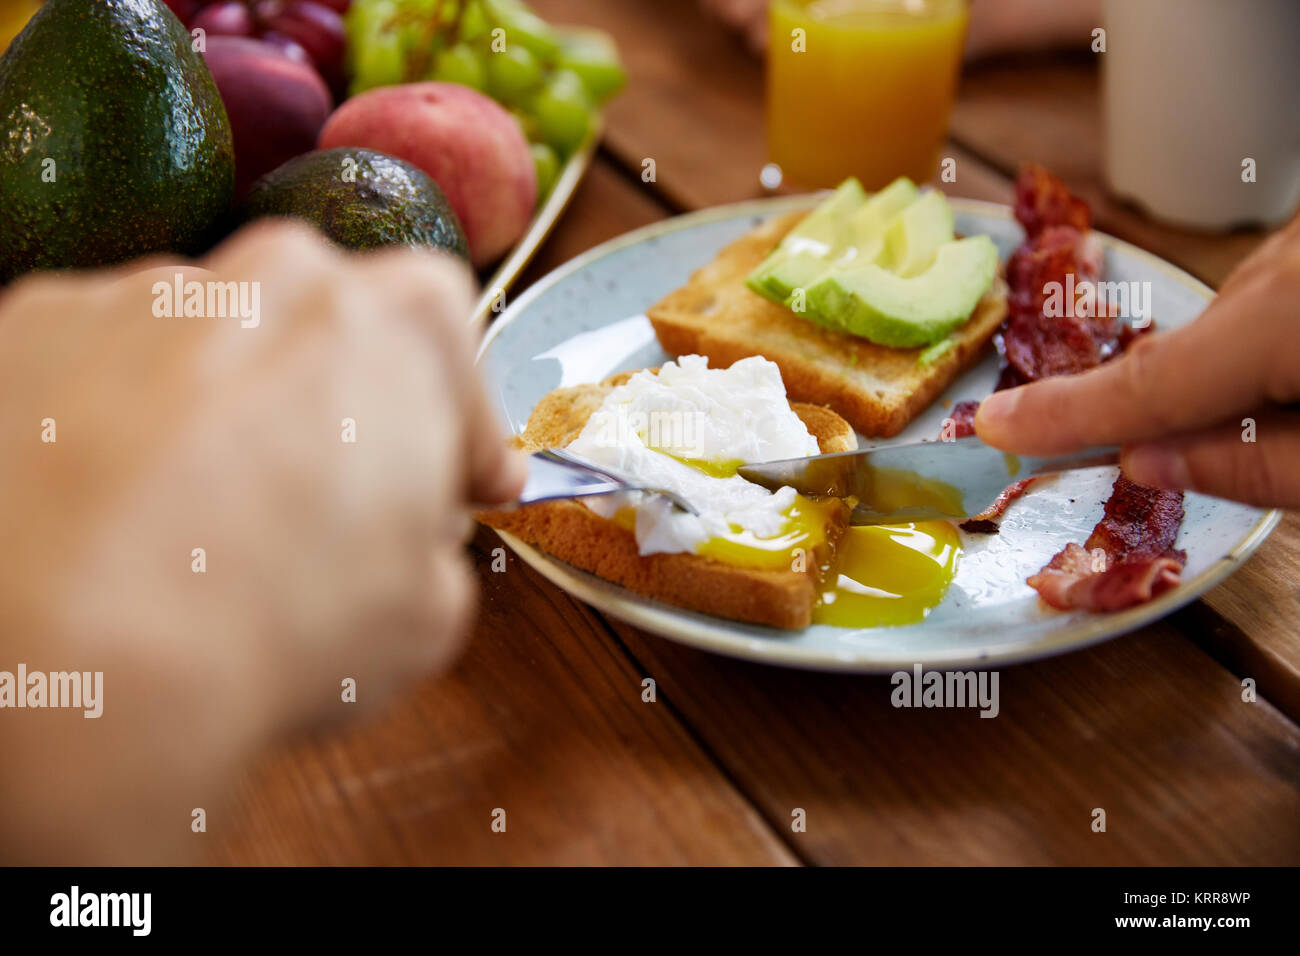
(1102, 0), (1300, 230)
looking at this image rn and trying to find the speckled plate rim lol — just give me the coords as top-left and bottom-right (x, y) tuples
(476, 195), (1281, 673)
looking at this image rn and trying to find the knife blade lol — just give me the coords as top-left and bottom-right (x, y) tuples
(736, 436), (1120, 526)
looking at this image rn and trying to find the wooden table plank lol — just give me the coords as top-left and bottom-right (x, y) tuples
(516, 156), (668, 290)
(607, 616), (1300, 865)
(213, 526), (798, 864)
(1179, 513), (1300, 725)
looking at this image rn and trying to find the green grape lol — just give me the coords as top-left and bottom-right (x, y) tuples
(486, 44), (542, 104)
(530, 69), (593, 154)
(531, 142), (560, 202)
(431, 42), (487, 90)
(351, 31), (405, 94)
(557, 30), (626, 104)
(459, 0), (489, 42)
(485, 0), (560, 61)
(509, 108), (540, 142)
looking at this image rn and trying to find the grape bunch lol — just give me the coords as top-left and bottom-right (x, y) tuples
(345, 0), (626, 199)
(164, 0), (352, 97)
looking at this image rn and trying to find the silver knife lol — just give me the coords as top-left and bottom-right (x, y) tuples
(736, 436), (1119, 526)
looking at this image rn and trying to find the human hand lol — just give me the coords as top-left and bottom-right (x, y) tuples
(976, 212), (1300, 508)
(0, 222), (524, 861)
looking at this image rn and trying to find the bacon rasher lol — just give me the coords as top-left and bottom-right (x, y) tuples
(1027, 475), (1186, 611)
(1003, 164), (1187, 610)
(944, 166), (1187, 610)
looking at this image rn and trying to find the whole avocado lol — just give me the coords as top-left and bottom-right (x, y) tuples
(0, 0), (235, 282)
(241, 148), (469, 259)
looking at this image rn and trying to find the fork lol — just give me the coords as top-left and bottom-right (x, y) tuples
(516, 449), (700, 516)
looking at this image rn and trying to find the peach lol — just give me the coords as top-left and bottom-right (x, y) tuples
(319, 83), (537, 267)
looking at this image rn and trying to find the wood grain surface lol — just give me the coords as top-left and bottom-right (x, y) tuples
(214, 0), (1300, 865)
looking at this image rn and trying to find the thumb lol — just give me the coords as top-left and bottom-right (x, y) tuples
(1121, 410), (1300, 509)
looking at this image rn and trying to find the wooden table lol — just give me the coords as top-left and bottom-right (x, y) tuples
(215, 0), (1300, 865)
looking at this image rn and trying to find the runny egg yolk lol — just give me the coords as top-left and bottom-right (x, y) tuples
(812, 522), (960, 628)
(695, 495), (844, 571)
(638, 456), (963, 628)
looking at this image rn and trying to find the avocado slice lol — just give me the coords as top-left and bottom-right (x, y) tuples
(241, 148), (469, 259)
(883, 189), (955, 277)
(749, 177), (923, 304)
(0, 0), (236, 282)
(746, 178), (865, 301)
(776, 177), (868, 259)
(805, 236), (999, 348)
(750, 249), (827, 301)
(840, 176), (920, 261)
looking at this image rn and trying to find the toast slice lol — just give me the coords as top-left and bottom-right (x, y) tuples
(646, 210), (1010, 437)
(478, 369), (857, 630)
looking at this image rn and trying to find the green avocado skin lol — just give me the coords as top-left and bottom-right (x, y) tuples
(0, 0), (236, 282)
(241, 148), (469, 260)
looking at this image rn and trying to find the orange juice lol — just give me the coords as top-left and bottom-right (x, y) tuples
(767, 0), (968, 190)
(1, 1), (41, 53)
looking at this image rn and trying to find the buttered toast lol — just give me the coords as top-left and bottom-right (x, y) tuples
(647, 210), (1009, 437)
(477, 369), (857, 630)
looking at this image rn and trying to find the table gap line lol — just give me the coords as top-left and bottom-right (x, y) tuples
(1172, 602), (1300, 727)
(585, 608), (816, 867)
(596, 142), (696, 215)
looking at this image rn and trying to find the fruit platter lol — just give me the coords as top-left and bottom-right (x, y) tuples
(0, 0), (625, 315)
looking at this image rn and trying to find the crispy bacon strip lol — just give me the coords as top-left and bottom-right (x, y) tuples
(997, 165), (1186, 609)
(1014, 162), (1093, 239)
(960, 479), (1035, 535)
(948, 399), (979, 438)
(1001, 226), (1113, 384)
(1027, 544), (1184, 612)
(942, 168), (1185, 604)
(1028, 475), (1186, 611)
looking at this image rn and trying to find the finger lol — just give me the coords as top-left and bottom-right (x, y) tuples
(462, 374), (529, 505)
(357, 247), (525, 505)
(203, 218), (337, 274)
(1120, 409), (1300, 509)
(358, 244), (479, 351)
(1217, 207), (1300, 299)
(975, 293), (1299, 455)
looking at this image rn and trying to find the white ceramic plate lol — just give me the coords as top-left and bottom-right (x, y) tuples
(477, 196), (1279, 672)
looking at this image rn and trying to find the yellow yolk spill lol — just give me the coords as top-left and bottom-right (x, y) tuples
(812, 522), (960, 628)
(696, 495), (844, 572)
(666, 455), (745, 479)
(650, 456), (963, 628)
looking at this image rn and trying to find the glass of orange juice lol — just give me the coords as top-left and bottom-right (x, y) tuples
(1, 1), (41, 52)
(767, 0), (969, 190)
